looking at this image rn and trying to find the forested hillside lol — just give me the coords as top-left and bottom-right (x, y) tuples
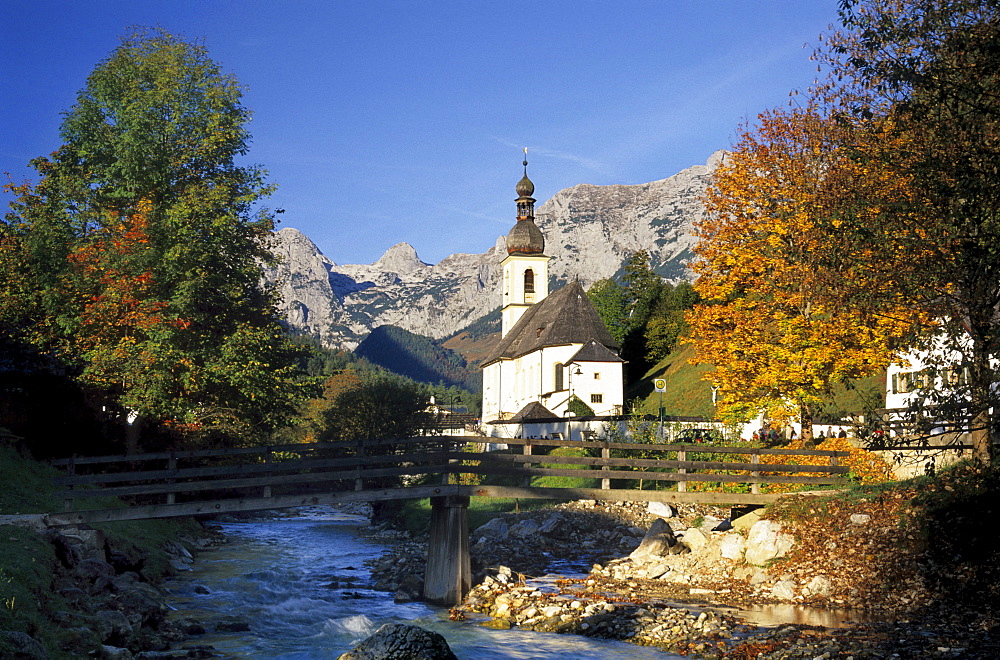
(355, 325), (480, 392)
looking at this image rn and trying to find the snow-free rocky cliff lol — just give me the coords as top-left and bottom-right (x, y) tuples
(263, 152), (722, 348)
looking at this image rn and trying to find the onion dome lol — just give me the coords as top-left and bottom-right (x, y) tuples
(506, 149), (545, 255)
(506, 217), (545, 255)
(516, 168), (534, 198)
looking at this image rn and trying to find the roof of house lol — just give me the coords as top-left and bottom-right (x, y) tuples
(509, 402), (560, 421)
(569, 339), (625, 364)
(481, 280), (619, 366)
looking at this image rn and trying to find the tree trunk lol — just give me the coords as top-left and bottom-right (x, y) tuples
(968, 335), (993, 465)
(800, 403), (815, 447)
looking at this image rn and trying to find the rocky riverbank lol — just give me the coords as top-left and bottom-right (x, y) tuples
(367, 473), (1000, 658)
(0, 517), (223, 659)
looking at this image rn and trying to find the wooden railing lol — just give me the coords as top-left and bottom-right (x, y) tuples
(48, 436), (850, 524)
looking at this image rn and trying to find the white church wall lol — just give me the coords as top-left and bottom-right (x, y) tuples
(570, 361), (624, 416)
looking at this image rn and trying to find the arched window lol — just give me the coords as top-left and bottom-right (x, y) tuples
(554, 362), (564, 391)
(524, 268), (535, 293)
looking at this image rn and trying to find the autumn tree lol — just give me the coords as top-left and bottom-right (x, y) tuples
(687, 107), (920, 440)
(2, 28), (314, 451)
(811, 0), (1000, 462)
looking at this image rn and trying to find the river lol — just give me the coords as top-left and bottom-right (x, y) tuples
(163, 506), (681, 659)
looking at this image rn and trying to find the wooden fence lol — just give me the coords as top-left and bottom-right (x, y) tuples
(49, 436), (850, 522)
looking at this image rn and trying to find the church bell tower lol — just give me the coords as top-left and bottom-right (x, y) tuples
(500, 150), (550, 337)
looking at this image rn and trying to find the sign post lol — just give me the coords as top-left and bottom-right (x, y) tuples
(654, 379), (666, 440)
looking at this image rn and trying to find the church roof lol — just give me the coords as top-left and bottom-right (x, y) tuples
(481, 280), (620, 366)
(569, 339), (625, 364)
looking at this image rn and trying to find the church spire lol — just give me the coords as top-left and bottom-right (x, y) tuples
(515, 147), (535, 217)
(507, 148), (544, 255)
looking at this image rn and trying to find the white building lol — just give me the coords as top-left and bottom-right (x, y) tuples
(480, 158), (625, 432)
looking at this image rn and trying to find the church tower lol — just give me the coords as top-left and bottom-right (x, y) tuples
(501, 151), (550, 337)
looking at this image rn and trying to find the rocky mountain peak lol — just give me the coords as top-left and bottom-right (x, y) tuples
(264, 153), (718, 348)
(374, 242), (428, 275)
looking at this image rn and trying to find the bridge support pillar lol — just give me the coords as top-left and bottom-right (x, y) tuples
(423, 495), (470, 607)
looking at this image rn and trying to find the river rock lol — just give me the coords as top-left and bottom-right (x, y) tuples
(804, 574), (834, 597)
(647, 502), (677, 518)
(46, 526), (107, 567)
(680, 527), (709, 552)
(744, 519), (795, 566)
(394, 574), (424, 603)
(337, 623), (457, 660)
(508, 519), (540, 538)
(100, 645), (134, 659)
(95, 609), (135, 647)
(215, 617), (252, 632)
(719, 533), (746, 561)
(116, 585), (168, 627)
(473, 517), (508, 540)
(770, 579), (797, 600)
(629, 518), (679, 559)
(0, 631), (47, 659)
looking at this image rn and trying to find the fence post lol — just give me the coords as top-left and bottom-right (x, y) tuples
(601, 442), (610, 490)
(63, 456), (76, 512)
(262, 446), (273, 499)
(441, 438), (451, 485)
(355, 438), (365, 491)
(677, 448), (687, 493)
(522, 441), (532, 488)
(750, 450), (760, 495)
(166, 452), (177, 505)
(829, 451), (840, 483)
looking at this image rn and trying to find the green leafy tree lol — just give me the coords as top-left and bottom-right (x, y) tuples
(586, 278), (628, 344)
(317, 371), (431, 443)
(621, 250), (666, 380)
(566, 394), (595, 417)
(2, 28), (313, 450)
(645, 281), (700, 362)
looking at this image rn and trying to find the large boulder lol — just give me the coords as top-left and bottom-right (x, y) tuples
(718, 533), (746, 561)
(629, 518), (681, 560)
(337, 623), (457, 660)
(744, 519), (795, 566)
(680, 527), (709, 552)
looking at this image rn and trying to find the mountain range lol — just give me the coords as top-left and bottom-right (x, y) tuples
(263, 151), (721, 349)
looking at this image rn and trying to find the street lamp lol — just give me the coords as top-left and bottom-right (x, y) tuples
(568, 364), (583, 409)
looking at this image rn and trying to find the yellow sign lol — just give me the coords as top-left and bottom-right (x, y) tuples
(654, 379), (666, 392)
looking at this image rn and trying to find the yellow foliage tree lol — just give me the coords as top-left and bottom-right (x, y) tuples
(687, 106), (925, 440)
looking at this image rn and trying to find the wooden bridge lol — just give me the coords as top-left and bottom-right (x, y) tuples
(47, 436), (849, 605)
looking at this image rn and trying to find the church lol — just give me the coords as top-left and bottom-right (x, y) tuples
(480, 156), (625, 431)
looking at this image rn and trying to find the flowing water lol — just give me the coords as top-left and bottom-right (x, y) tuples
(164, 507), (680, 659)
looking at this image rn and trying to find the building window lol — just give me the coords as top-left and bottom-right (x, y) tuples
(524, 269), (535, 293)
(554, 362), (564, 391)
(591, 394), (603, 404)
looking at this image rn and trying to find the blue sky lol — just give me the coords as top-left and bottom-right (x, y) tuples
(2, 1), (841, 266)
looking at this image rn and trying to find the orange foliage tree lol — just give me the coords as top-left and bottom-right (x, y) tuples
(67, 202), (185, 405)
(687, 107), (924, 439)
